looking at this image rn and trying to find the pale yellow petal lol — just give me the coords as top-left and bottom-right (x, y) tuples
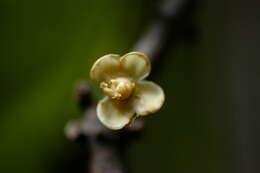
(90, 54), (120, 82)
(120, 52), (151, 80)
(133, 81), (165, 116)
(97, 97), (135, 130)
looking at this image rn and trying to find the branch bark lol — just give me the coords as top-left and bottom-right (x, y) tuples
(65, 0), (195, 172)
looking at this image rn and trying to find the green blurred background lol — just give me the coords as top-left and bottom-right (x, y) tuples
(1, 0), (259, 173)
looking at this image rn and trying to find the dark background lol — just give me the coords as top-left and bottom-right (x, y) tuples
(0, 0), (259, 173)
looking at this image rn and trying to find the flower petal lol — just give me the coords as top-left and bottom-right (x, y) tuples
(90, 54), (120, 82)
(120, 52), (151, 80)
(133, 81), (165, 116)
(97, 97), (135, 130)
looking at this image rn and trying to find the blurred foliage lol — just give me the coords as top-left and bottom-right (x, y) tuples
(0, 0), (219, 173)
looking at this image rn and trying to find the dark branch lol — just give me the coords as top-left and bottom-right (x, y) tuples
(65, 0), (195, 172)
(133, 0), (195, 62)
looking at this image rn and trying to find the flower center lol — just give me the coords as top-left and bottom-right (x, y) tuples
(100, 77), (135, 101)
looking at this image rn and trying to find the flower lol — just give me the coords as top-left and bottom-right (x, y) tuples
(90, 52), (165, 130)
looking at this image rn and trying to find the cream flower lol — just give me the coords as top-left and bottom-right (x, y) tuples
(90, 52), (165, 130)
